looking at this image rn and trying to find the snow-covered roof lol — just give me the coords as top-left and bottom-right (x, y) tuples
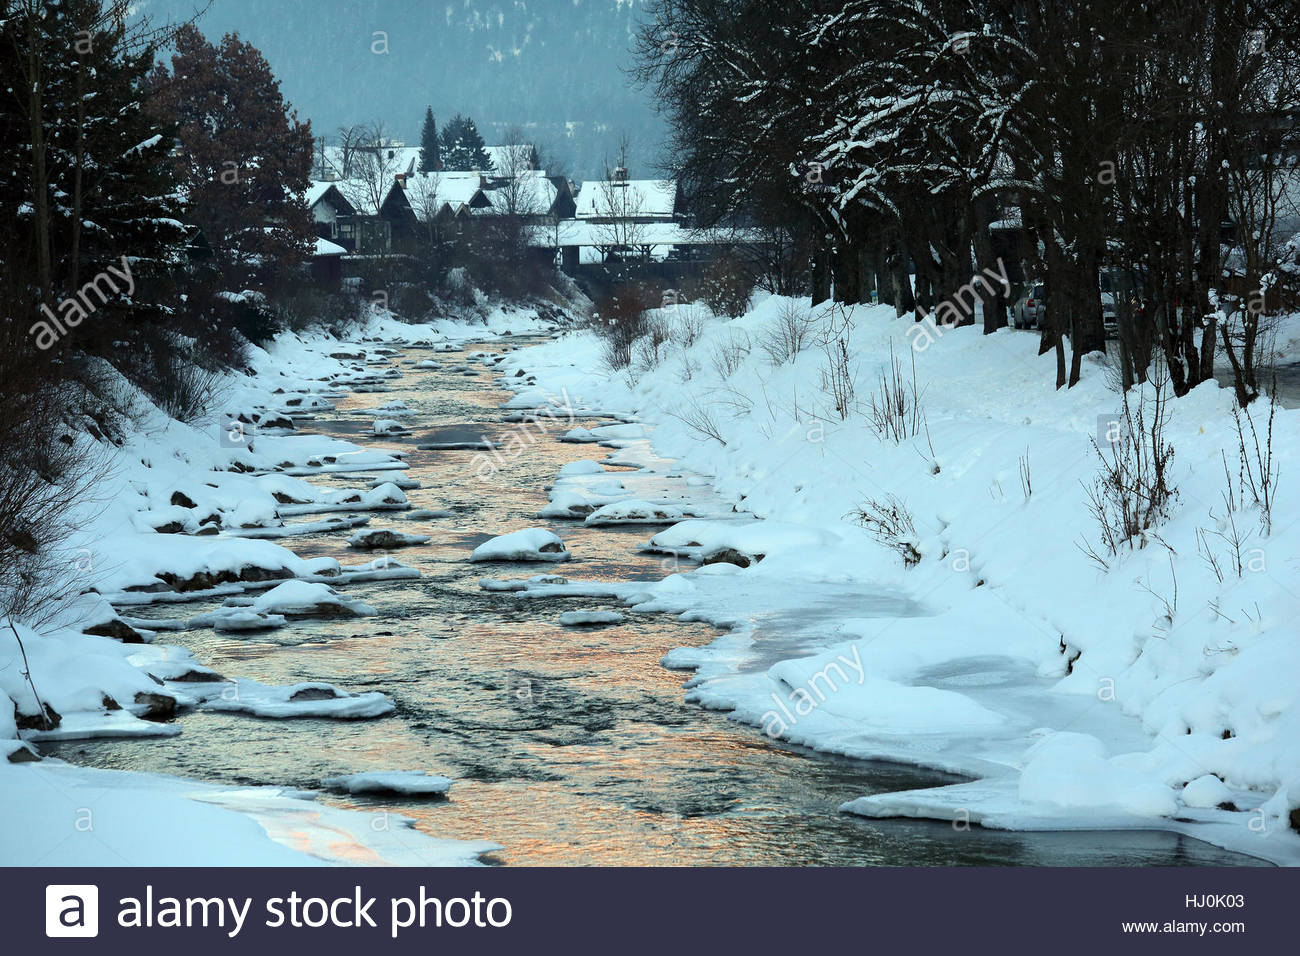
(305, 181), (358, 214)
(527, 219), (760, 249)
(471, 170), (559, 217)
(319, 144), (424, 181)
(575, 179), (677, 220)
(314, 237), (347, 257)
(331, 176), (408, 217)
(404, 171), (487, 217)
(305, 182), (335, 207)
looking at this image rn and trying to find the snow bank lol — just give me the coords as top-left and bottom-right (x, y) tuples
(0, 761), (494, 865)
(497, 295), (1300, 863)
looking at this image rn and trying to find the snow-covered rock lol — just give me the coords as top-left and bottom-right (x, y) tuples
(248, 581), (376, 618)
(201, 680), (394, 719)
(558, 610), (625, 627)
(584, 500), (685, 526)
(469, 528), (570, 563)
(346, 528), (431, 550)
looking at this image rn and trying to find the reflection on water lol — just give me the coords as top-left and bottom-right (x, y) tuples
(46, 339), (1266, 866)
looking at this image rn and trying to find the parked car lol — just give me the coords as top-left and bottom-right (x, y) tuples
(1012, 282), (1045, 329)
(1100, 268), (1142, 339)
(1100, 290), (1119, 337)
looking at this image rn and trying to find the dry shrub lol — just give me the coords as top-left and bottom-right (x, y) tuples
(698, 253), (756, 318)
(592, 283), (660, 370)
(669, 304), (708, 347)
(710, 330), (751, 379)
(632, 314), (672, 372)
(760, 299), (817, 365)
(851, 494), (921, 566)
(1079, 371), (1178, 567)
(0, 356), (111, 626)
(867, 342), (926, 441)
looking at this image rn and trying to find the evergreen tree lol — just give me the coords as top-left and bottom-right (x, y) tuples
(440, 114), (493, 171)
(150, 24), (314, 288)
(419, 106), (441, 173)
(1, 0), (185, 364)
(0, 0), (188, 621)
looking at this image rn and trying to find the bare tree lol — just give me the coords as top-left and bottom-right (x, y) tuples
(348, 121), (403, 215)
(332, 123), (368, 179)
(591, 135), (650, 260)
(406, 168), (443, 244)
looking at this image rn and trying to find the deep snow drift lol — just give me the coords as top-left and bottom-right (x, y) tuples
(494, 294), (1300, 865)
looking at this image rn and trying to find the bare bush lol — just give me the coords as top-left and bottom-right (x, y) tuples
(669, 404), (728, 445)
(820, 335), (857, 420)
(697, 252), (756, 318)
(867, 342), (925, 441)
(632, 314), (672, 373)
(850, 494), (921, 566)
(709, 330), (751, 379)
(670, 304), (708, 348)
(759, 299), (817, 365)
(1078, 372), (1178, 566)
(0, 380), (113, 626)
(592, 283), (659, 371)
(1228, 387), (1279, 535)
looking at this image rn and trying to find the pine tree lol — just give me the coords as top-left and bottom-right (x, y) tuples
(440, 114), (493, 171)
(419, 106), (441, 173)
(0, 0), (189, 621)
(1, 0), (185, 364)
(150, 24), (314, 288)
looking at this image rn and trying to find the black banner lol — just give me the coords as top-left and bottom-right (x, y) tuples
(8, 867), (1292, 953)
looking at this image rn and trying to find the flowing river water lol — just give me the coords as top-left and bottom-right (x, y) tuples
(46, 337), (1263, 866)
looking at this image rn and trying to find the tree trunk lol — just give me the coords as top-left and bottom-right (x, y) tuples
(974, 197), (1008, 334)
(809, 238), (831, 305)
(831, 241), (860, 304)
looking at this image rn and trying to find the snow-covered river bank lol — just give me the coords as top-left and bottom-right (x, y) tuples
(9, 318), (1269, 866)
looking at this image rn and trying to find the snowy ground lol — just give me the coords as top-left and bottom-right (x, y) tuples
(491, 295), (1300, 866)
(0, 303), (555, 866)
